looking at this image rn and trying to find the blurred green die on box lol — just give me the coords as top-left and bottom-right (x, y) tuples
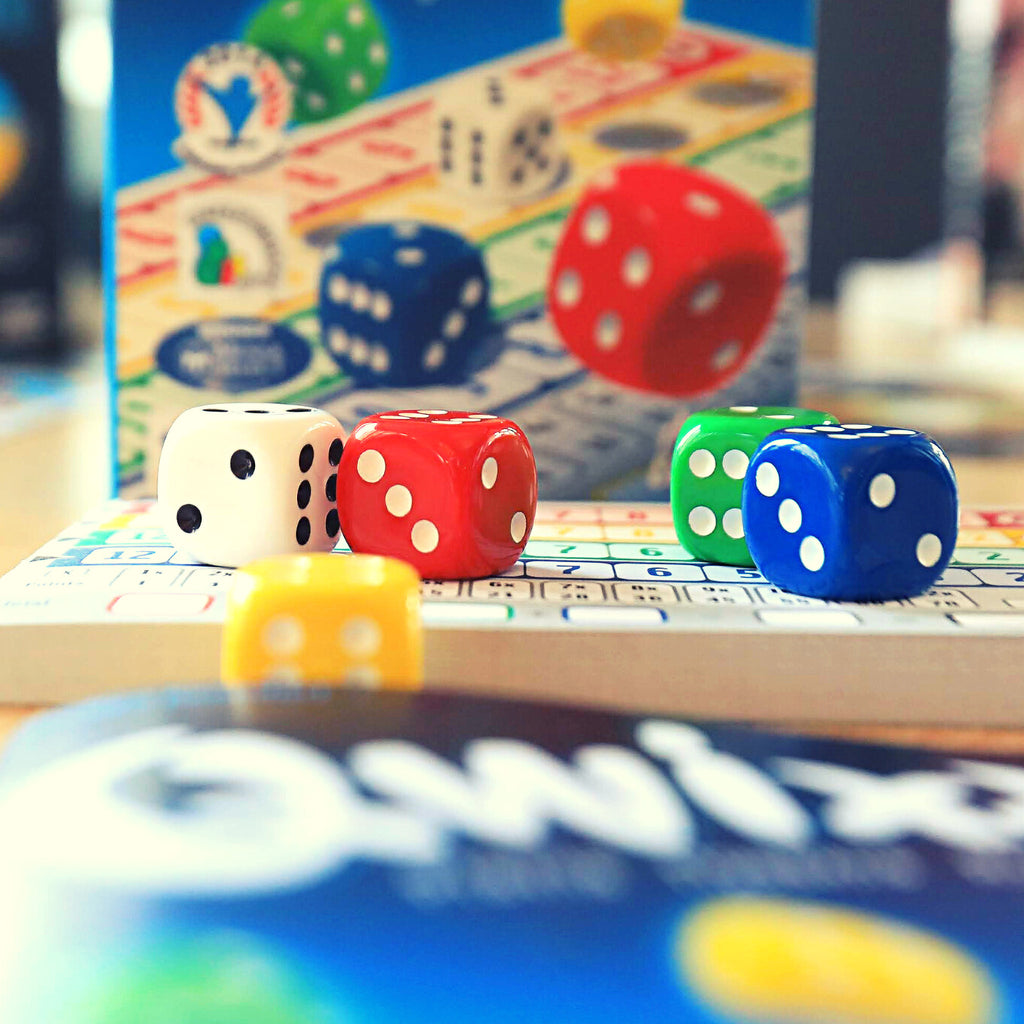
(670, 406), (839, 567)
(245, 0), (390, 123)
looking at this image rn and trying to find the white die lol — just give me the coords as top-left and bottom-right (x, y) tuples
(436, 75), (564, 203)
(157, 403), (347, 568)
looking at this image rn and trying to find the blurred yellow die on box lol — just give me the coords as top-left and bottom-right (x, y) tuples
(222, 553), (423, 689)
(562, 0), (684, 62)
(679, 897), (996, 1024)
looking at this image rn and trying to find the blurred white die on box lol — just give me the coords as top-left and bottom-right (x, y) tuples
(436, 74), (565, 203)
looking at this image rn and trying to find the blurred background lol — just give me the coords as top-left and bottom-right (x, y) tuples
(59, 0), (107, 307)
(3, 0), (1024, 558)
(0, 0), (106, 361)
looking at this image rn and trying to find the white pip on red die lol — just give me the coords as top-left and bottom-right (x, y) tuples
(436, 74), (564, 204)
(548, 160), (786, 397)
(158, 403), (347, 568)
(337, 410), (537, 579)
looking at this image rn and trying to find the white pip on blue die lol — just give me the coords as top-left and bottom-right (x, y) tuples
(158, 403), (347, 568)
(436, 75), (565, 203)
(319, 221), (490, 387)
(742, 424), (959, 602)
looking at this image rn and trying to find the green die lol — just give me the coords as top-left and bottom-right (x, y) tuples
(245, 0), (390, 124)
(670, 406), (839, 566)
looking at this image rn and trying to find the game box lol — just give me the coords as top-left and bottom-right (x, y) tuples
(1, 687), (1022, 1021)
(0, 0), (64, 359)
(108, 0), (816, 500)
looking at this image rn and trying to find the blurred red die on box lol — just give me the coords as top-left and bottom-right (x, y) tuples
(547, 160), (786, 398)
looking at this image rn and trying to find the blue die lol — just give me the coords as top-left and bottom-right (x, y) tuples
(743, 424), (958, 601)
(319, 222), (490, 387)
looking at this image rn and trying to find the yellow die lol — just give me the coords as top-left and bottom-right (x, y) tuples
(221, 554), (423, 689)
(562, 0), (684, 62)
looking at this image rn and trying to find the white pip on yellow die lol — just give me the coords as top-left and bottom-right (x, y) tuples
(436, 74), (565, 204)
(221, 553), (424, 689)
(158, 403), (346, 568)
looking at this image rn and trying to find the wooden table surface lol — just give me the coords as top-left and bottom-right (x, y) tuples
(3, 404), (1024, 754)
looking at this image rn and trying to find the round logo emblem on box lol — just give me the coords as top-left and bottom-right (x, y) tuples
(173, 42), (293, 175)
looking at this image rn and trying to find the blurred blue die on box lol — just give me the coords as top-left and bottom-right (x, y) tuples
(743, 424), (959, 602)
(319, 222), (490, 387)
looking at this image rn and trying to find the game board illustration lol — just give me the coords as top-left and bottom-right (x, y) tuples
(113, 22), (813, 500)
(2, 501), (1024, 721)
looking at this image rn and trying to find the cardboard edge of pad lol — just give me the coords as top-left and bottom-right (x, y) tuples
(0, 621), (1021, 726)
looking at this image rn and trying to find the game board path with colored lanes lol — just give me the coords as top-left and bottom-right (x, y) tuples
(114, 26), (810, 298)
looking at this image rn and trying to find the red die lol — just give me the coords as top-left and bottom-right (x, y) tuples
(547, 161), (786, 398)
(337, 410), (537, 579)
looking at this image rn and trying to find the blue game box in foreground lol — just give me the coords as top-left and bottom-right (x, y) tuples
(0, 687), (1020, 1021)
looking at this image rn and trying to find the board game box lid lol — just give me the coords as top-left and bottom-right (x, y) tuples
(0, 687), (1021, 1020)
(108, 0), (815, 501)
